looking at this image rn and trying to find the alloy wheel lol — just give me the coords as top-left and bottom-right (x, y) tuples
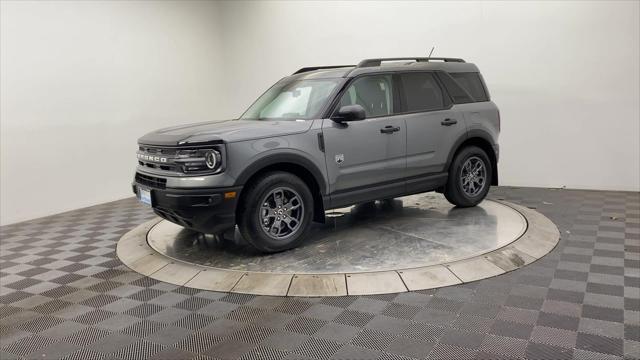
(460, 156), (487, 197)
(259, 187), (305, 240)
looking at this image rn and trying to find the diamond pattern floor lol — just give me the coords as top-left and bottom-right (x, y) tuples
(0, 187), (638, 359)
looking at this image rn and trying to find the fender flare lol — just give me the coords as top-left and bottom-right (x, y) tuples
(235, 150), (329, 195)
(445, 130), (496, 167)
(444, 129), (499, 185)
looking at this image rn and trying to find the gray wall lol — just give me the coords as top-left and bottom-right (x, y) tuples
(1, 1), (225, 224)
(2, 0), (639, 225)
(216, 0), (640, 192)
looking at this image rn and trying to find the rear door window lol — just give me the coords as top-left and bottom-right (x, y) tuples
(450, 72), (489, 102)
(398, 72), (448, 112)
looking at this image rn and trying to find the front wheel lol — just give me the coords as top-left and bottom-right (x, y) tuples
(444, 146), (492, 207)
(237, 172), (313, 253)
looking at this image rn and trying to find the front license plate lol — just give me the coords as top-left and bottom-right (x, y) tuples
(138, 188), (152, 206)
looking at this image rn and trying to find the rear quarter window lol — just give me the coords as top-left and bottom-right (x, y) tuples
(436, 72), (474, 104)
(449, 72), (489, 102)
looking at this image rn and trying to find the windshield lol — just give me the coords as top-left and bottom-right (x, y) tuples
(241, 79), (341, 120)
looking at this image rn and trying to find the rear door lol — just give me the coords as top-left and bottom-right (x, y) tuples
(397, 72), (467, 192)
(322, 74), (407, 207)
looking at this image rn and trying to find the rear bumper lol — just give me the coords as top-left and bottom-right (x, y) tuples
(132, 182), (242, 234)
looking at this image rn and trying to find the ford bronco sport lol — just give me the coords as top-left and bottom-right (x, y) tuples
(133, 57), (500, 253)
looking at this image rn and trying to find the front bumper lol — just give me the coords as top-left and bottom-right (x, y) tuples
(132, 181), (242, 234)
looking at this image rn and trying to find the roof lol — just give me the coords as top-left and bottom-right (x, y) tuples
(287, 57), (480, 81)
(288, 67), (355, 80)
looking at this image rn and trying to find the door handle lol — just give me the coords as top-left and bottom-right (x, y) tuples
(441, 118), (458, 126)
(380, 126), (400, 134)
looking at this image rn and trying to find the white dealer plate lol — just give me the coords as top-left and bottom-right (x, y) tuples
(138, 188), (152, 206)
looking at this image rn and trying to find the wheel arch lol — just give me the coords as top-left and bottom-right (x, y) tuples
(235, 153), (327, 223)
(446, 131), (499, 186)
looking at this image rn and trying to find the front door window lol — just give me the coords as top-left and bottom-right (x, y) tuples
(336, 75), (394, 118)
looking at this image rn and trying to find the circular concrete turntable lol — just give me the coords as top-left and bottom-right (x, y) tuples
(118, 193), (559, 296)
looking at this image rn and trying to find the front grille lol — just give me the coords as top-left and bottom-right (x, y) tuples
(137, 145), (181, 172)
(137, 161), (181, 172)
(137, 144), (224, 174)
(138, 145), (178, 155)
(135, 173), (167, 190)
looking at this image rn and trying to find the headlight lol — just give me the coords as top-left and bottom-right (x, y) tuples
(174, 148), (223, 173)
(205, 150), (221, 169)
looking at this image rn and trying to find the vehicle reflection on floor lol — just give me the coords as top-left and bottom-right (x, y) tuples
(148, 192), (526, 274)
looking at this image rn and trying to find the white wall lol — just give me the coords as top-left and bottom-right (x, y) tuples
(1, 1), (226, 225)
(2, 1), (639, 225)
(217, 0), (640, 191)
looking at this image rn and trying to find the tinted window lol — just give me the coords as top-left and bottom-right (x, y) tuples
(437, 72), (474, 104)
(450, 72), (489, 102)
(399, 73), (446, 112)
(338, 75), (393, 117)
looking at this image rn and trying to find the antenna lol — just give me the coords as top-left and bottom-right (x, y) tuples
(426, 46), (435, 61)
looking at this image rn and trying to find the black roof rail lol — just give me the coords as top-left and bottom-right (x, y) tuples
(356, 57), (465, 68)
(292, 65), (355, 75)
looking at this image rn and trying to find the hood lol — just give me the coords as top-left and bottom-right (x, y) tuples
(138, 119), (314, 146)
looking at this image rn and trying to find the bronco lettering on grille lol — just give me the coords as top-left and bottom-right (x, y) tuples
(137, 153), (168, 163)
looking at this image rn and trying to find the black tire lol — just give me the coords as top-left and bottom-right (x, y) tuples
(444, 146), (492, 207)
(237, 172), (314, 253)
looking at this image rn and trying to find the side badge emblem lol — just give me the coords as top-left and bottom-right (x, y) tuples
(335, 154), (345, 165)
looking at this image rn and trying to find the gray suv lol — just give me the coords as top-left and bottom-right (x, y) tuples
(133, 57), (500, 252)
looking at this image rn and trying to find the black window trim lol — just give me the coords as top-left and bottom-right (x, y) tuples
(324, 70), (456, 120)
(435, 71), (475, 105)
(325, 72), (400, 120)
(448, 71), (490, 103)
(395, 71), (453, 115)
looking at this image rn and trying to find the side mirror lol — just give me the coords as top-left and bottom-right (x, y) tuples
(332, 104), (366, 122)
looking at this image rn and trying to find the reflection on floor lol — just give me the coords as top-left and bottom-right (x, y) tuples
(148, 193), (526, 273)
(0, 187), (638, 360)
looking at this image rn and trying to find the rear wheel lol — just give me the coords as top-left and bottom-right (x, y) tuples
(444, 146), (492, 207)
(237, 172), (313, 253)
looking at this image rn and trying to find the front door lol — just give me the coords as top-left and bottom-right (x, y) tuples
(322, 74), (406, 207)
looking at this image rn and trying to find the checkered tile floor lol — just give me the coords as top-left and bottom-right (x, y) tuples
(1, 187), (638, 360)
